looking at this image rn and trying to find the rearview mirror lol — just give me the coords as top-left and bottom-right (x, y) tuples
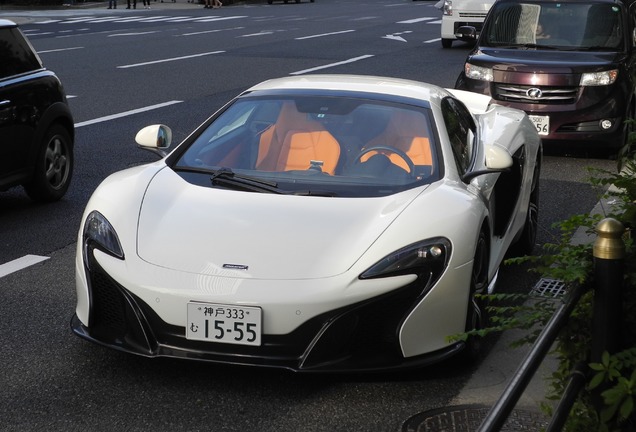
(135, 124), (172, 157)
(485, 144), (513, 170)
(461, 145), (513, 183)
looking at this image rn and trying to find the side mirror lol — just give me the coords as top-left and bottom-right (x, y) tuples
(455, 26), (479, 42)
(135, 124), (172, 157)
(485, 144), (513, 170)
(462, 145), (513, 183)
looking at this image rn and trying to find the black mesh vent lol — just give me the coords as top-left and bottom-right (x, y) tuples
(90, 270), (127, 334)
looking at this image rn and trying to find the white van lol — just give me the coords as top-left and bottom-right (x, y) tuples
(440, 0), (495, 48)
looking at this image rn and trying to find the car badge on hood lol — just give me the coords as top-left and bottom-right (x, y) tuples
(223, 264), (249, 270)
(526, 88), (543, 99)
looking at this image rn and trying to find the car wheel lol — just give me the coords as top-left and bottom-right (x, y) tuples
(441, 38), (453, 48)
(508, 158), (540, 257)
(267, 0), (273, 3)
(462, 229), (489, 360)
(24, 124), (74, 202)
(296, 0), (300, 2)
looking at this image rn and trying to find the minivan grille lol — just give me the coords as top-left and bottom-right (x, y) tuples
(458, 12), (488, 18)
(494, 84), (578, 104)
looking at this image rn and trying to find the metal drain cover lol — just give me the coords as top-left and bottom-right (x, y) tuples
(401, 404), (549, 432)
(530, 278), (566, 298)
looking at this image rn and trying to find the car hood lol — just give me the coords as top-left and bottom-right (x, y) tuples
(471, 48), (625, 82)
(136, 168), (425, 280)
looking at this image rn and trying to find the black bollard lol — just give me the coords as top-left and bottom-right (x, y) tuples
(590, 217), (625, 363)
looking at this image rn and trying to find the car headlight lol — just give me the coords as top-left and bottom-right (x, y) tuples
(443, 0), (452, 16)
(360, 238), (451, 282)
(83, 211), (124, 259)
(464, 63), (494, 82)
(580, 70), (618, 86)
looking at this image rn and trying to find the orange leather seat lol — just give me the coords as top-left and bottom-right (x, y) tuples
(256, 102), (341, 175)
(363, 110), (433, 172)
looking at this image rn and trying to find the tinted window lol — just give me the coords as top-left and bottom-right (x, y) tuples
(0, 27), (42, 79)
(441, 97), (475, 174)
(482, 1), (624, 50)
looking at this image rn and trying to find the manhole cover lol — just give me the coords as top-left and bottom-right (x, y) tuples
(401, 404), (549, 432)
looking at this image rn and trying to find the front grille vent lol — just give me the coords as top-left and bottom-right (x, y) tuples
(495, 84), (578, 104)
(458, 12), (488, 18)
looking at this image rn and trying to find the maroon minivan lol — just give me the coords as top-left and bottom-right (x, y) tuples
(455, 0), (636, 151)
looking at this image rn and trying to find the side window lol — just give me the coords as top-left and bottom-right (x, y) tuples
(441, 97), (476, 174)
(0, 27), (42, 79)
(630, 3), (636, 47)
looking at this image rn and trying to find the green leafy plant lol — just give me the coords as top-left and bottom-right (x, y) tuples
(470, 154), (636, 431)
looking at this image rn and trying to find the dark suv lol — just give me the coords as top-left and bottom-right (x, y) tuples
(455, 0), (636, 151)
(0, 19), (74, 201)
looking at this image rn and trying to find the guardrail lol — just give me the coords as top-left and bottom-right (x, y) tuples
(477, 217), (626, 432)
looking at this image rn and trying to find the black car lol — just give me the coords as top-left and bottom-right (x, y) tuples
(0, 19), (74, 202)
(455, 0), (636, 152)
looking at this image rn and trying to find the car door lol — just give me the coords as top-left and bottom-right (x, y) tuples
(0, 24), (44, 184)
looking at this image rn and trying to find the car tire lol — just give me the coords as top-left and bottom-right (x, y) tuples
(441, 38), (453, 48)
(24, 124), (73, 202)
(461, 229), (489, 360)
(508, 158), (540, 257)
(267, 0), (273, 3)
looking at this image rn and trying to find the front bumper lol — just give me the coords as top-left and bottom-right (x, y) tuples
(71, 257), (463, 372)
(458, 76), (626, 149)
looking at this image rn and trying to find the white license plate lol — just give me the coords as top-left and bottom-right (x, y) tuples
(529, 115), (550, 136)
(186, 302), (262, 346)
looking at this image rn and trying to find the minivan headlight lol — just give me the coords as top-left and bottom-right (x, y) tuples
(580, 70), (618, 86)
(443, 0), (453, 16)
(465, 63), (494, 82)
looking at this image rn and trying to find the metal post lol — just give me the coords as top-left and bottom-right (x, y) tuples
(590, 217), (625, 364)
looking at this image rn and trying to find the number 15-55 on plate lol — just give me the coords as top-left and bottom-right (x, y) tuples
(186, 302), (262, 346)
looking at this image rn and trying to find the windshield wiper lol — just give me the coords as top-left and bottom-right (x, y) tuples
(210, 167), (283, 194)
(292, 190), (338, 197)
(520, 43), (560, 50)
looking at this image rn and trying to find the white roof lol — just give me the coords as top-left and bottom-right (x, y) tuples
(0, 19), (18, 27)
(246, 74), (450, 103)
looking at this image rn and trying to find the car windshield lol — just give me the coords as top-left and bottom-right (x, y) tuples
(172, 94), (440, 197)
(481, 1), (625, 51)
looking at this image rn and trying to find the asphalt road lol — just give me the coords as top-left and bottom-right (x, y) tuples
(0, 1), (617, 431)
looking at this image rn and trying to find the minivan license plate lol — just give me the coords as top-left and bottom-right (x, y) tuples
(529, 115), (550, 136)
(186, 302), (262, 346)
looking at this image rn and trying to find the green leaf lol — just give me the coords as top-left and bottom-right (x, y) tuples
(619, 396), (634, 420)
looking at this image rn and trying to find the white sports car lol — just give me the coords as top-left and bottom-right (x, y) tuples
(72, 75), (541, 372)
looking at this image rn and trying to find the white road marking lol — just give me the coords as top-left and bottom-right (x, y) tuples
(180, 26), (244, 36)
(37, 46), (84, 54)
(425, 38), (442, 43)
(239, 31), (275, 38)
(290, 54), (375, 76)
(74, 100), (183, 128)
(398, 17), (436, 24)
(195, 16), (248, 23)
(116, 50), (224, 69)
(0, 255), (49, 278)
(109, 31), (160, 37)
(295, 30), (355, 40)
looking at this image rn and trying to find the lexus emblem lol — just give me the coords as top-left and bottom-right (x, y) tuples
(526, 88), (543, 99)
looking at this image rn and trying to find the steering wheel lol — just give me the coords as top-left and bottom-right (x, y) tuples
(354, 145), (415, 175)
